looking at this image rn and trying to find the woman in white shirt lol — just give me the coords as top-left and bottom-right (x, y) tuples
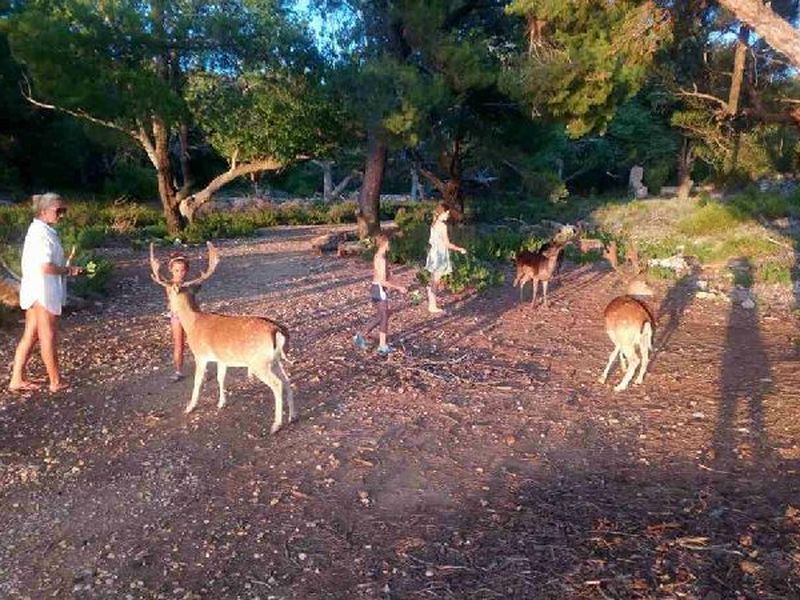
(9, 193), (83, 393)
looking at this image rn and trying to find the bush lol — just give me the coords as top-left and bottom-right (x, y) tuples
(69, 254), (115, 297)
(444, 253), (504, 293)
(729, 190), (800, 221)
(181, 212), (259, 243)
(388, 205), (435, 265)
(326, 201), (358, 224)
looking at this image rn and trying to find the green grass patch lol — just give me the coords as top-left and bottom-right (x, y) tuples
(757, 261), (793, 285)
(677, 202), (746, 237)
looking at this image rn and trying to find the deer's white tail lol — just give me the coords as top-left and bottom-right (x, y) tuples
(275, 330), (291, 364)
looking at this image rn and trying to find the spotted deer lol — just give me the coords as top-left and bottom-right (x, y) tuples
(150, 242), (296, 433)
(513, 241), (566, 307)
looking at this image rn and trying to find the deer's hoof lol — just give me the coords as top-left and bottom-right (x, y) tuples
(613, 383), (628, 392)
(270, 422), (282, 435)
(597, 376), (606, 384)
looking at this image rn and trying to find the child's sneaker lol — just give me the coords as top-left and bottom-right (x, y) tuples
(376, 344), (394, 355)
(353, 334), (368, 350)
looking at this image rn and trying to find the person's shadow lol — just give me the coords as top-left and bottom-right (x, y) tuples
(713, 258), (772, 467)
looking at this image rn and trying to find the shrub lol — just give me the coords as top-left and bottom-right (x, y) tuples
(730, 190), (800, 220)
(70, 254), (115, 297)
(181, 212), (258, 243)
(326, 201), (358, 224)
(444, 253), (504, 293)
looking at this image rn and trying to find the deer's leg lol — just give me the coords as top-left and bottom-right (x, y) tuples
(252, 364), (284, 434)
(614, 349), (640, 392)
(542, 280), (549, 307)
(599, 345), (620, 384)
(530, 279), (538, 306)
(273, 359), (296, 423)
(216, 363), (228, 409)
(186, 359), (208, 413)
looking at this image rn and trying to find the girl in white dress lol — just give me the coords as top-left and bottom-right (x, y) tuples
(9, 193), (83, 393)
(425, 204), (466, 314)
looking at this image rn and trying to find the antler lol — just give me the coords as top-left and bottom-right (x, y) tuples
(149, 242), (170, 287)
(182, 242), (219, 288)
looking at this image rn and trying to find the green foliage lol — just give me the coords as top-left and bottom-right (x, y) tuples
(186, 71), (340, 164)
(388, 204), (436, 265)
(729, 190), (800, 220)
(505, 0), (672, 137)
(444, 253), (504, 293)
(69, 254), (114, 297)
(102, 161), (158, 201)
(758, 261), (792, 285)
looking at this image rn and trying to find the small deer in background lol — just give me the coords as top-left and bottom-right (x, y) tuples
(150, 242), (296, 434)
(513, 241), (566, 307)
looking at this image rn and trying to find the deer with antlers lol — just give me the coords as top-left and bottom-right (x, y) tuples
(150, 242), (296, 433)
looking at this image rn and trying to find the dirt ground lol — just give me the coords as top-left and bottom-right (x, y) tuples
(1, 225), (799, 600)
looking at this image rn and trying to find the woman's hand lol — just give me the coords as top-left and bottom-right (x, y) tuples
(458, 247), (467, 255)
(66, 265), (84, 277)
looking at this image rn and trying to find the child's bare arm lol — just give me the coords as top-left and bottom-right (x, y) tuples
(383, 267), (407, 293)
(443, 229), (467, 254)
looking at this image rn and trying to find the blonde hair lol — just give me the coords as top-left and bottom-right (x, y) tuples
(32, 193), (63, 215)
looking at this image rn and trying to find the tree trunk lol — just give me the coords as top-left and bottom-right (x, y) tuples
(152, 116), (183, 234)
(410, 166), (424, 201)
(444, 177), (463, 212)
(177, 122), (193, 196)
(717, 0), (800, 68)
(322, 161), (333, 202)
(727, 25), (749, 115)
(180, 156), (284, 222)
(357, 132), (386, 239)
(677, 137), (694, 200)
(331, 171), (359, 201)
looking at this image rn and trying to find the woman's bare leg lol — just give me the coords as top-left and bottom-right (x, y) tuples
(9, 308), (41, 391)
(35, 304), (65, 392)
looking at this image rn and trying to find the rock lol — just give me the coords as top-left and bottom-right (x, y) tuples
(629, 165), (648, 198)
(648, 255), (689, 274)
(741, 298), (756, 309)
(337, 241), (363, 258)
(310, 233), (345, 255)
(696, 279), (709, 291)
